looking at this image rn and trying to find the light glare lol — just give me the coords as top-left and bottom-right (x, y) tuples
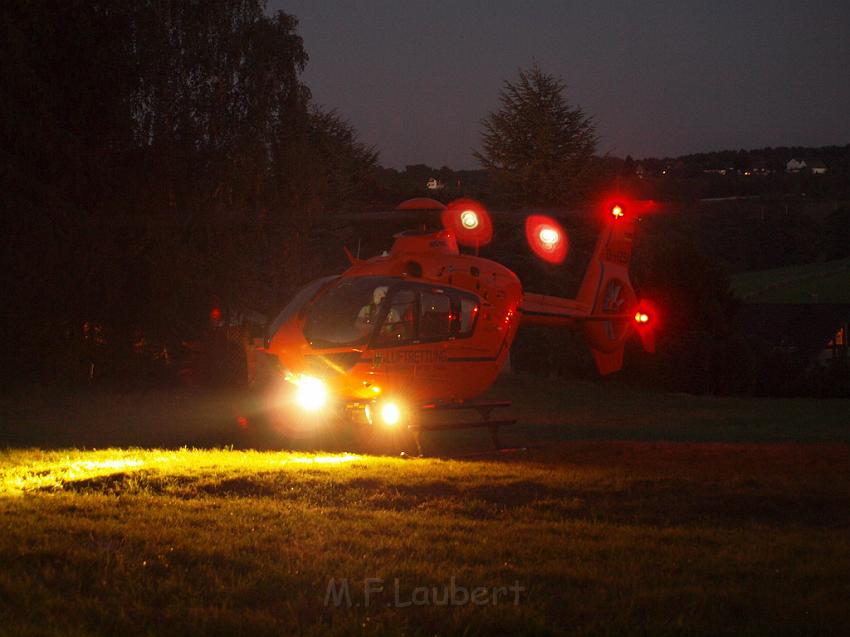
(460, 210), (479, 229)
(295, 376), (328, 411)
(380, 402), (401, 426)
(539, 227), (559, 248)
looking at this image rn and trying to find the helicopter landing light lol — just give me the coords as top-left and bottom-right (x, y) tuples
(460, 210), (479, 229)
(295, 375), (328, 412)
(380, 401), (401, 426)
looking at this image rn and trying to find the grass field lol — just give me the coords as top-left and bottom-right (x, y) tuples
(2, 375), (850, 636)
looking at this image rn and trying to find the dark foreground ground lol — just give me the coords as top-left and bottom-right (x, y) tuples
(1, 374), (849, 636)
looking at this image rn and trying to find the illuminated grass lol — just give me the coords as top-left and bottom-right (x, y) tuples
(0, 449), (366, 496)
(2, 377), (850, 634)
(1, 442), (849, 636)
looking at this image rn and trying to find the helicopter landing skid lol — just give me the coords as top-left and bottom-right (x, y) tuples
(407, 401), (516, 456)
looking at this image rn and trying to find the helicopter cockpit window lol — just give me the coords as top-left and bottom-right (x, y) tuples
(266, 275), (338, 347)
(304, 276), (399, 348)
(419, 291), (451, 340)
(370, 286), (479, 347)
(374, 288), (416, 346)
(457, 297), (479, 336)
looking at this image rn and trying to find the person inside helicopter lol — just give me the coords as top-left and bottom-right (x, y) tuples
(375, 288), (415, 343)
(304, 277), (398, 348)
(356, 285), (389, 333)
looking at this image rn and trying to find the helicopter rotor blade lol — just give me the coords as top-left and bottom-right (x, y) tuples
(525, 215), (569, 264)
(441, 198), (494, 248)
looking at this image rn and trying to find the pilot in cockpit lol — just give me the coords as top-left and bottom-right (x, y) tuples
(356, 286), (389, 333)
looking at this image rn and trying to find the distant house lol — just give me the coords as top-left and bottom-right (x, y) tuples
(786, 158), (806, 173)
(808, 159), (828, 175)
(426, 177), (444, 190)
(786, 158), (828, 174)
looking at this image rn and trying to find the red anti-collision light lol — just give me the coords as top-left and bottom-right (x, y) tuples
(632, 301), (657, 354)
(600, 196), (658, 221)
(525, 215), (568, 264)
(632, 301), (656, 328)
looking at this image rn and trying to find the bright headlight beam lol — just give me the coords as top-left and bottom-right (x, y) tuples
(295, 376), (328, 411)
(380, 402), (401, 426)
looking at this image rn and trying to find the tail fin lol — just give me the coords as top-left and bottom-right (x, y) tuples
(577, 214), (640, 374)
(576, 214), (636, 310)
(519, 205), (654, 375)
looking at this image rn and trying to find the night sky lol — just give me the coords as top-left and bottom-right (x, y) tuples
(273, 1), (850, 169)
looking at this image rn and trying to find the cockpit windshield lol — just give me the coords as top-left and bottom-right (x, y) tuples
(266, 275), (339, 347)
(303, 276), (401, 348)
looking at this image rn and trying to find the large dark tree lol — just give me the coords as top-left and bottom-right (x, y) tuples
(0, 0), (376, 384)
(475, 66), (598, 208)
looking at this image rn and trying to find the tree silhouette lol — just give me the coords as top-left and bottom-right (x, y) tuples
(475, 66), (598, 208)
(0, 0), (376, 385)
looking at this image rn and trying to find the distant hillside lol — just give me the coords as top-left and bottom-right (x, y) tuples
(373, 144), (850, 209)
(731, 258), (850, 303)
(634, 144), (850, 173)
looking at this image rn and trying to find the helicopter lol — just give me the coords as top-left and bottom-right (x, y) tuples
(259, 197), (656, 452)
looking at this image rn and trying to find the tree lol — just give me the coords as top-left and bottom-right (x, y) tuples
(0, 0), (377, 385)
(475, 66), (598, 208)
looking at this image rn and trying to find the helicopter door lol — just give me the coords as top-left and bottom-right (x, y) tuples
(419, 291), (452, 341)
(412, 289), (451, 382)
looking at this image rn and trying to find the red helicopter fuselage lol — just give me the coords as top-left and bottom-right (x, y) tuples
(263, 199), (655, 426)
(266, 229), (522, 405)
